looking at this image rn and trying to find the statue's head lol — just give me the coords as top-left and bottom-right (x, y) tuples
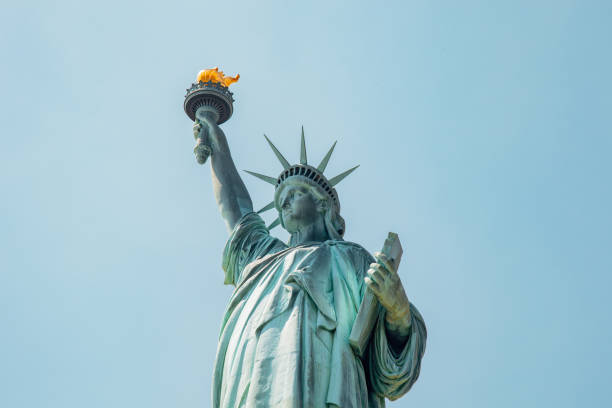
(245, 128), (357, 241)
(274, 168), (345, 241)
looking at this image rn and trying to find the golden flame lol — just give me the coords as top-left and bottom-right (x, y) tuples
(196, 67), (240, 88)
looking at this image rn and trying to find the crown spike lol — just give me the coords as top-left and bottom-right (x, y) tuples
(317, 141), (337, 173)
(244, 170), (277, 185)
(300, 126), (307, 165)
(257, 201), (275, 214)
(328, 165), (360, 187)
(264, 134), (291, 170)
(268, 217), (281, 230)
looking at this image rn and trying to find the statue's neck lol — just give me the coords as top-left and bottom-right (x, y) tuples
(290, 216), (330, 246)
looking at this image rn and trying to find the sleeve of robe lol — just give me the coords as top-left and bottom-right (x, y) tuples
(366, 302), (427, 400)
(222, 212), (286, 286)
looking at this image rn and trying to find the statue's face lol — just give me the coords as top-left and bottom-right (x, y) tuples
(278, 185), (322, 233)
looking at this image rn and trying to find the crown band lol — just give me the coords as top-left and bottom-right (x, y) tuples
(276, 164), (339, 205)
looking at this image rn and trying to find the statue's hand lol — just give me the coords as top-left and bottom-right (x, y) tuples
(192, 113), (224, 164)
(365, 252), (412, 330)
(193, 121), (212, 164)
(192, 121), (204, 140)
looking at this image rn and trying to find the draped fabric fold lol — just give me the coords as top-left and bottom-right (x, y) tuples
(213, 213), (426, 408)
(367, 305), (427, 403)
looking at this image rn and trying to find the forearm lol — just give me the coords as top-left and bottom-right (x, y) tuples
(194, 116), (252, 231)
(367, 303), (427, 400)
(210, 142), (253, 230)
(384, 307), (412, 352)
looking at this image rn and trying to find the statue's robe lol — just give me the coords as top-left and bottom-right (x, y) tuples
(213, 213), (426, 408)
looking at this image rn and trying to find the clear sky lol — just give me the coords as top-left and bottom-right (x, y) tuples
(1, 1), (611, 407)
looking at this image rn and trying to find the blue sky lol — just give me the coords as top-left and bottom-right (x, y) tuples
(1, 1), (611, 407)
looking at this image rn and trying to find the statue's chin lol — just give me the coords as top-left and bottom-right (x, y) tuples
(283, 221), (301, 235)
(284, 224), (298, 234)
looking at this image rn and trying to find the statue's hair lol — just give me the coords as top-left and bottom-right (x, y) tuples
(274, 176), (345, 244)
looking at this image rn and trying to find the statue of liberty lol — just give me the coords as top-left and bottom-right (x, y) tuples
(192, 114), (426, 407)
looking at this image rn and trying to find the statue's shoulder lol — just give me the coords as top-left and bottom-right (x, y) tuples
(324, 240), (375, 263)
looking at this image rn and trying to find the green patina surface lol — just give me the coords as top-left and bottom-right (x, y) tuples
(213, 213), (426, 407)
(190, 107), (427, 407)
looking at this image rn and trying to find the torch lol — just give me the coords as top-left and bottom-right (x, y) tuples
(184, 67), (239, 164)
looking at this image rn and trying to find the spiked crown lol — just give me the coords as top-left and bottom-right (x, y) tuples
(245, 127), (359, 230)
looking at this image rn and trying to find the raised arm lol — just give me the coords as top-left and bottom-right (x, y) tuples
(193, 112), (253, 231)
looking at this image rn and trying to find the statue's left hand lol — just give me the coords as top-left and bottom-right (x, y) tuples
(365, 253), (412, 331)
